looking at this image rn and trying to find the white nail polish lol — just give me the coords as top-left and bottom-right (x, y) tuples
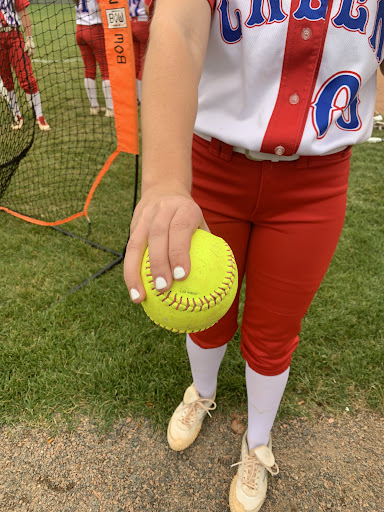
(155, 277), (167, 290)
(130, 289), (140, 301)
(173, 266), (185, 279)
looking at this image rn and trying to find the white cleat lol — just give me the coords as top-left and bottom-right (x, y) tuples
(12, 115), (23, 130)
(36, 116), (51, 131)
(105, 108), (114, 118)
(229, 431), (279, 512)
(167, 383), (216, 452)
(90, 106), (101, 115)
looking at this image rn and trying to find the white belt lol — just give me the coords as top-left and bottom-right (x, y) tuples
(194, 131), (300, 162)
(0, 26), (14, 32)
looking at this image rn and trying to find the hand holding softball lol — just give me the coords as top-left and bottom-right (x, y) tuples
(124, 184), (209, 303)
(141, 229), (238, 333)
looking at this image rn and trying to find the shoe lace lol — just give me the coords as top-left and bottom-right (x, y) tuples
(231, 453), (279, 490)
(180, 398), (217, 427)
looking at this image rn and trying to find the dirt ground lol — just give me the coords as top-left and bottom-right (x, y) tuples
(0, 411), (383, 512)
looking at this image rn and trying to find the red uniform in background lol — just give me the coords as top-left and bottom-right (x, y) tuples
(129, 0), (150, 103)
(0, 0), (50, 130)
(75, 0), (113, 116)
(0, 0), (37, 94)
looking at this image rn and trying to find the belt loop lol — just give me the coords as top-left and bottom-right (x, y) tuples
(209, 137), (221, 157)
(209, 137), (221, 156)
(220, 141), (233, 161)
(209, 137), (233, 161)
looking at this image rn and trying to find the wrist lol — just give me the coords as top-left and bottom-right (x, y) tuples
(141, 178), (191, 197)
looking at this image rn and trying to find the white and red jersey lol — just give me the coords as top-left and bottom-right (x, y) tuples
(129, 0), (148, 21)
(0, 0), (29, 27)
(75, 0), (102, 26)
(193, 0), (383, 156)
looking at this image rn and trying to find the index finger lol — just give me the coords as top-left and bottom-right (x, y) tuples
(123, 220), (148, 303)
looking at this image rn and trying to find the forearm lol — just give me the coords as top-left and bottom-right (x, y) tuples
(18, 9), (32, 38)
(141, 8), (210, 194)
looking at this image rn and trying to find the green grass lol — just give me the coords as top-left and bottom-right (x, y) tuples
(1, 137), (383, 430)
(0, 4), (383, 429)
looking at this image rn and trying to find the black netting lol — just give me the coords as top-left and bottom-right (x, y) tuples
(0, 0), (117, 222)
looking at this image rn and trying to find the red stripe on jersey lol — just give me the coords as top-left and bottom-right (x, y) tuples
(260, 0), (334, 156)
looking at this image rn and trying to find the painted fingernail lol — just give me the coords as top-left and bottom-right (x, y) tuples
(130, 289), (140, 301)
(173, 266), (185, 279)
(155, 277), (167, 290)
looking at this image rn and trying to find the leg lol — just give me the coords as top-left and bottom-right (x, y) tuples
(0, 34), (16, 93)
(230, 151), (351, 512)
(8, 31), (50, 129)
(132, 20), (150, 102)
(131, 21), (141, 81)
(76, 25), (99, 111)
(91, 24), (113, 113)
(167, 135), (257, 452)
(186, 333), (227, 399)
(0, 42), (19, 125)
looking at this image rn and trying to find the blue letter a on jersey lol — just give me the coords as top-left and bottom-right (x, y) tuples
(312, 72), (361, 138)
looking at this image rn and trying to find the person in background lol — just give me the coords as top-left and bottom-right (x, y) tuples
(129, 0), (150, 105)
(74, 0), (114, 117)
(0, 0), (50, 131)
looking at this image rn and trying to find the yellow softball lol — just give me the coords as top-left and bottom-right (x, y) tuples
(140, 229), (238, 333)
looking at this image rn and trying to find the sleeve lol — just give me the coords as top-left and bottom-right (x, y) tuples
(15, 0), (30, 12)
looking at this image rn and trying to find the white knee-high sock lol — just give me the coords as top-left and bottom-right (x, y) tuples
(102, 79), (113, 110)
(246, 363), (290, 450)
(84, 78), (99, 108)
(26, 91), (43, 118)
(186, 334), (227, 399)
(8, 90), (21, 117)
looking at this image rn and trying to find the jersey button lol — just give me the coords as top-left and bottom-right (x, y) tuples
(274, 146), (285, 156)
(289, 93), (299, 105)
(301, 27), (312, 40)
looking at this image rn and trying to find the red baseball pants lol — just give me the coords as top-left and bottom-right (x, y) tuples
(190, 135), (351, 376)
(76, 24), (109, 80)
(0, 30), (38, 94)
(131, 19), (149, 80)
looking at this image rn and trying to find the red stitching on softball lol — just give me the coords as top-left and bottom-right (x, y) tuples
(161, 291), (171, 302)
(176, 296), (183, 310)
(148, 237), (238, 321)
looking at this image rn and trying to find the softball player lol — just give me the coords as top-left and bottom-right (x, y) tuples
(74, 0), (113, 117)
(0, 0), (50, 131)
(129, 0), (150, 104)
(124, 0), (382, 510)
